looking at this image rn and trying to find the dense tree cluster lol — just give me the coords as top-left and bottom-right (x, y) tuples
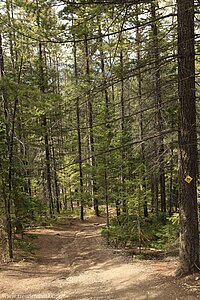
(0, 0), (199, 275)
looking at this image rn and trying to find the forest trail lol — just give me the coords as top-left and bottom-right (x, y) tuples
(0, 216), (199, 300)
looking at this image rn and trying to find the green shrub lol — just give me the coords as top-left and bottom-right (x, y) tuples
(102, 213), (180, 252)
(151, 213), (179, 250)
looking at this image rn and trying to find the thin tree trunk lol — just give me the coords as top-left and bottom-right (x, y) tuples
(84, 35), (99, 217)
(39, 43), (54, 218)
(36, 1), (54, 218)
(77, 100), (84, 221)
(169, 142), (174, 216)
(51, 139), (60, 214)
(99, 24), (110, 226)
(151, 2), (166, 216)
(136, 6), (146, 217)
(120, 49), (126, 214)
(6, 0), (15, 71)
(0, 33), (13, 259)
(73, 40), (84, 221)
(42, 115), (54, 218)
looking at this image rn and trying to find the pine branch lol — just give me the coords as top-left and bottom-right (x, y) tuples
(59, 128), (177, 169)
(60, 0), (151, 5)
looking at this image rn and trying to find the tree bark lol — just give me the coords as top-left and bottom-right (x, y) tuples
(42, 115), (54, 218)
(151, 2), (166, 216)
(0, 33), (13, 259)
(177, 0), (199, 275)
(84, 35), (99, 217)
(51, 138), (60, 214)
(74, 40), (84, 221)
(99, 24), (110, 226)
(136, 5), (146, 217)
(120, 49), (127, 214)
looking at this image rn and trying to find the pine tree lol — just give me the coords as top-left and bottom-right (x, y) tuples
(177, 0), (199, 275)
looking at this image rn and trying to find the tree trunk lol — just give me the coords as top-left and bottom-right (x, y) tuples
(84, 35), (99, 217)
(36, 1), (54, 218)
(99, 24), (110, 226)
(76, 97), (84, 221)
(74, 40), (84, 221)
(177, 0), (199, 275)
(51, 139), (60, 214)
(151, 2), (166, 217)
(0, 33), (13, 259)
(42, 115), (54, 218)
(169, 142), (174, 216)
(136, 6), (146, 217)
(120, 49), (126, 214)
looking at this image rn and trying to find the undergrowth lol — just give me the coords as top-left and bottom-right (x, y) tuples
(101, 213), (179, 253)
(14, 234), (38, 256)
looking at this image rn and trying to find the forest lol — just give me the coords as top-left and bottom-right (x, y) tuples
(0, 0), (199, 283)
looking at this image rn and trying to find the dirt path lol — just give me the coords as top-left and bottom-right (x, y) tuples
(0, 216), (199, 300)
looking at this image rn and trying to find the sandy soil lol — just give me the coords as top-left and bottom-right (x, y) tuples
(0, 216), (199, 300)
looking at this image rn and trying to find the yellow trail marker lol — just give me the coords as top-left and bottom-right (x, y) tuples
(184, 175), (193, 184)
